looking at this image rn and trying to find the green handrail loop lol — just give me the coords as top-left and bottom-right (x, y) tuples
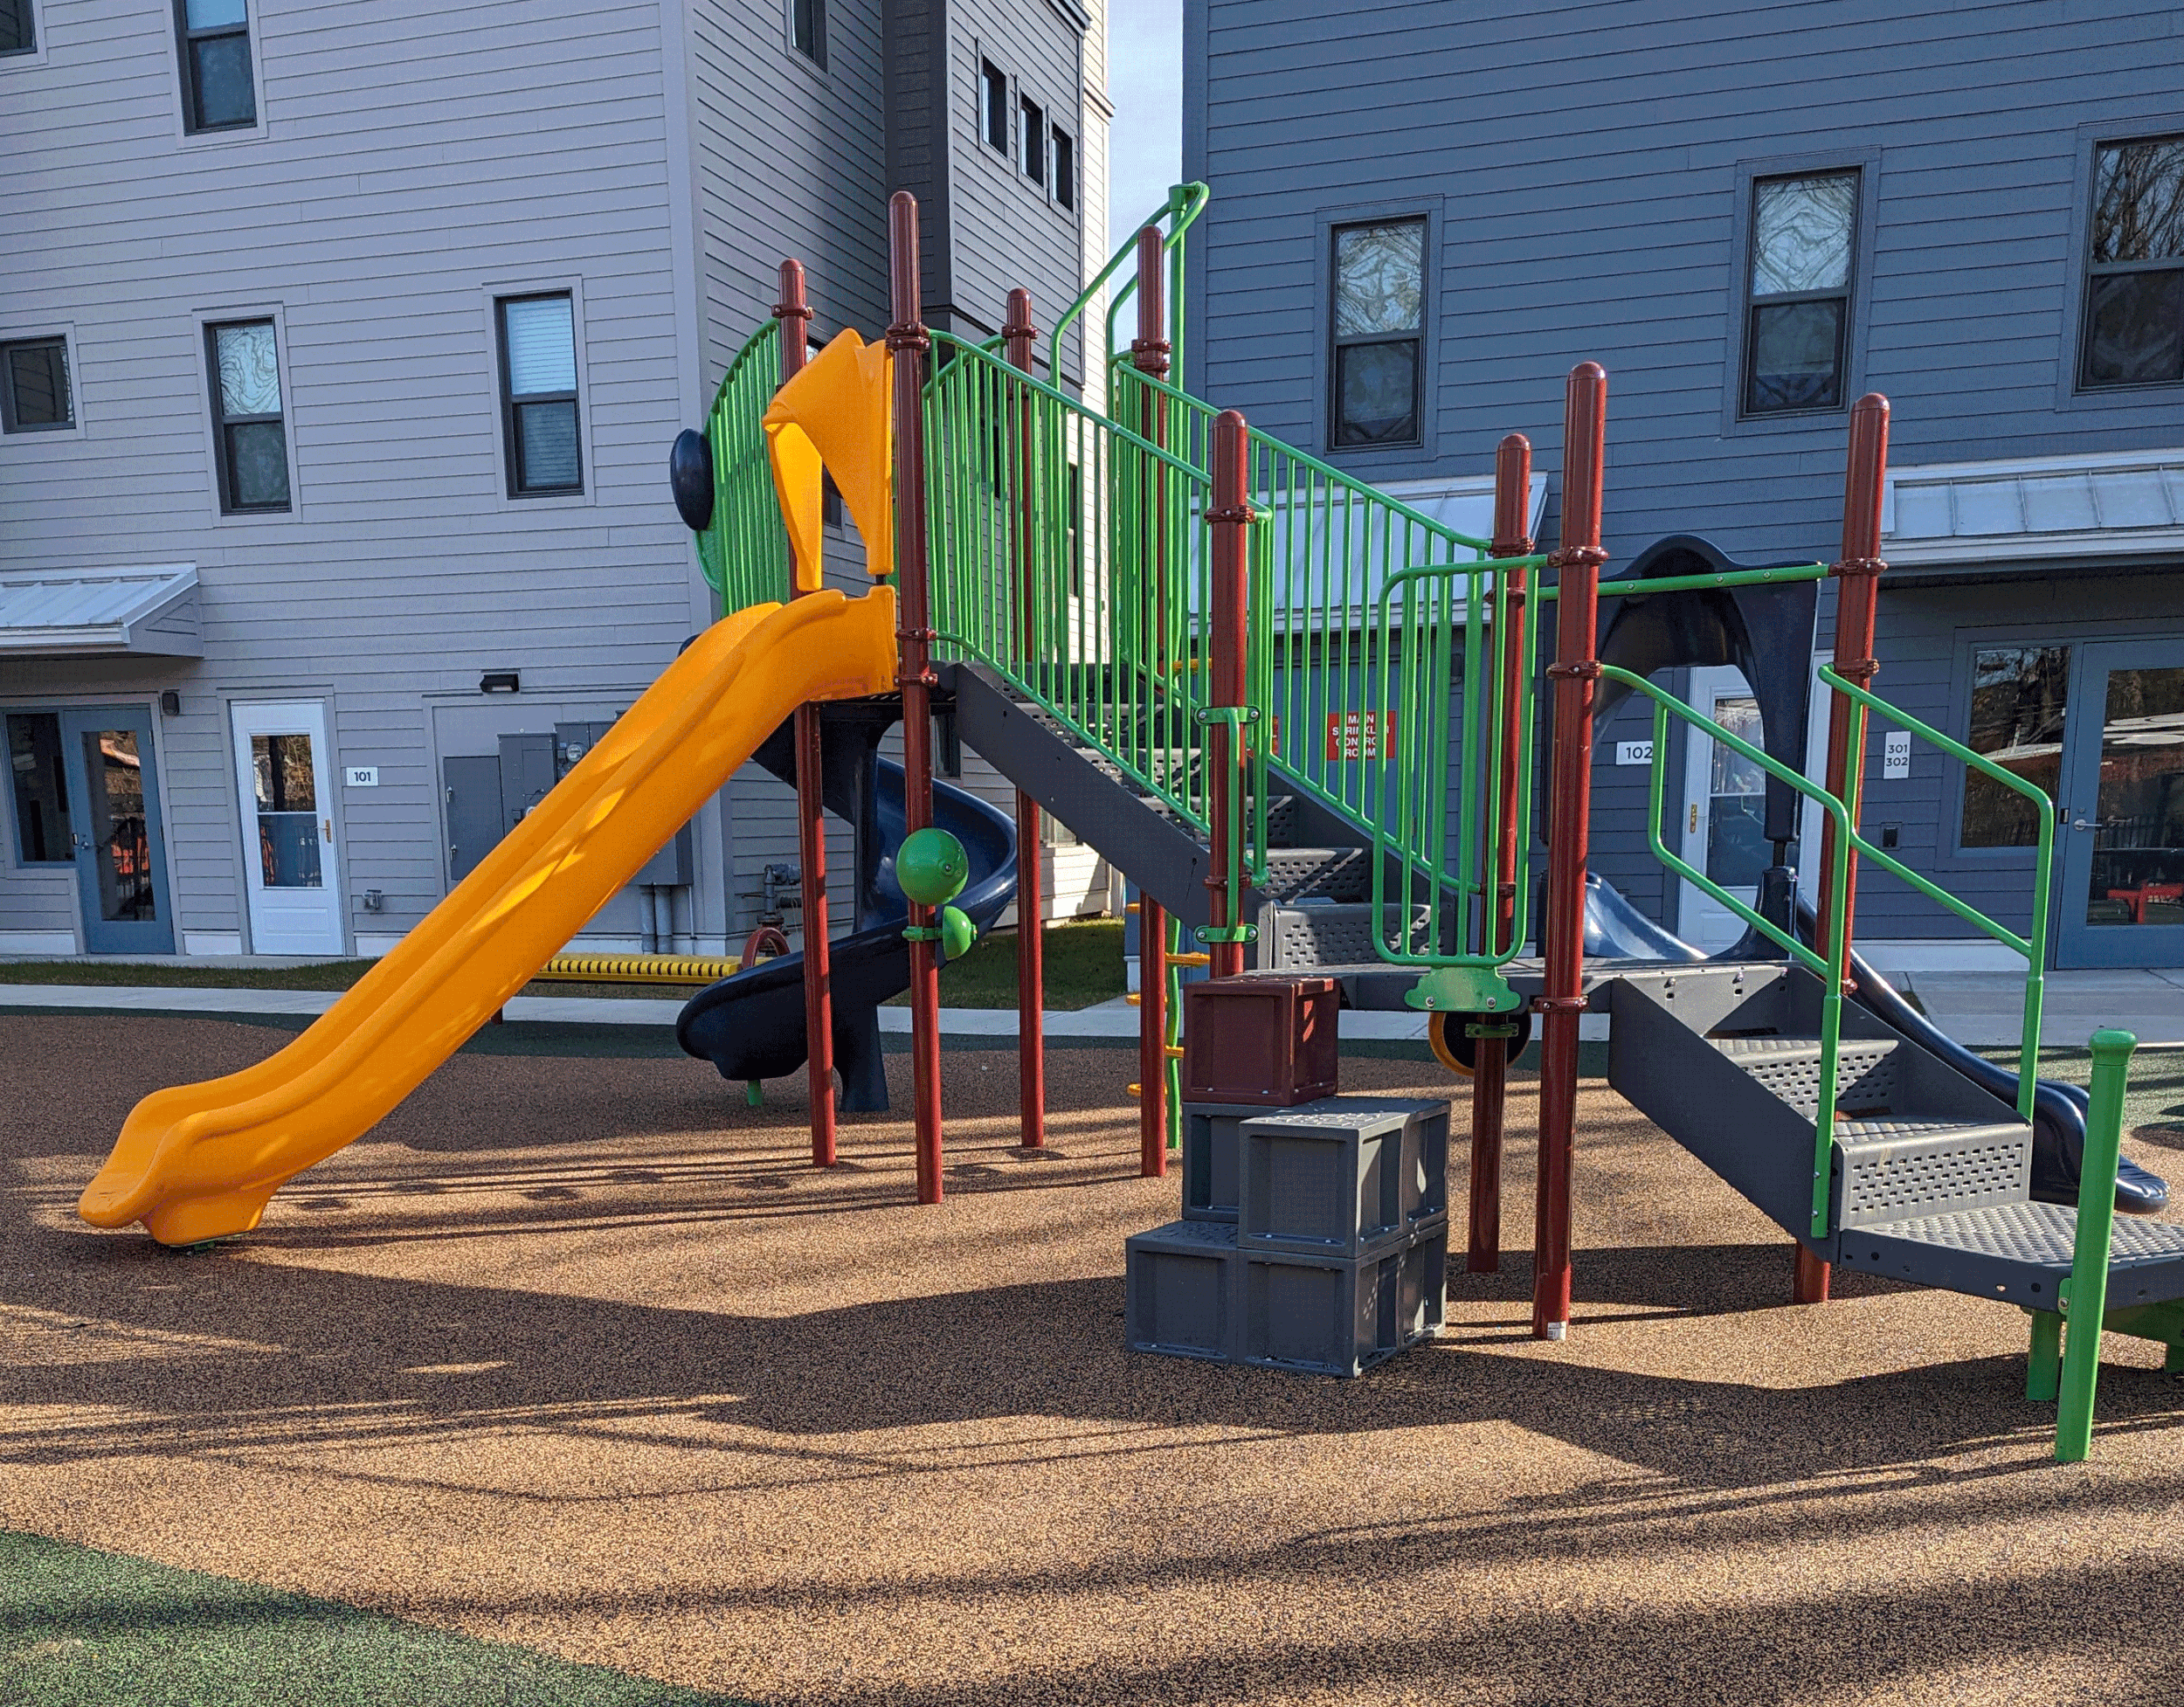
(1600, 663), (1855, 1235)
(1194, 703), (1264, 946)
(1533, 562), (1831, 602)
(695, 316), (789, 613)
(1047, 183), (1211, 386)
(1817, 664), (2052, 1119)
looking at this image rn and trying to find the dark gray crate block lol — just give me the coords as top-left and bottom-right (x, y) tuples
(1124, 1219), (1239, 1361)
(1240, 1225), (1448, 1378)
(1238, 1098), (1450, 1256)
(1183, 1097), (1344, 1223)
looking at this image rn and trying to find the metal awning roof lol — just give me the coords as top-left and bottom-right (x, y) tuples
(0, 564), (202, 657)
(1883, 449), (2184, 567)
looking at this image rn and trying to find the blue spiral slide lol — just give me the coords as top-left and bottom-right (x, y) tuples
(676, 704), (1016, 1111)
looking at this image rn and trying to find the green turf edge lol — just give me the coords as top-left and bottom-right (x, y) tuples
(0, 1529), (756, 1707)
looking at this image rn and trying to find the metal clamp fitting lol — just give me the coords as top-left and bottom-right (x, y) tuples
(1545, 660), (1603, 681)
(1831, 555), (1888, 578)
(1531, 993), (1589, 1014)
(884, 321), (931, 353)
(1548, 544), (1609, 570)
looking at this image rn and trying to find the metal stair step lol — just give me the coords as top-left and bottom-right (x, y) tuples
(1258, 847), (1372, 904)
(1838, 1199), (2184, 1310)
(1834, 1116), (2034, 1229)
(1260, 902), (1422, 971)
(1712, 1033), (1908, 1121)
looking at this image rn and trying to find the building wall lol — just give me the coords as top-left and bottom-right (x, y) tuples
(893, 0), (1093, 378)
(0, 0), (708, 954)
(1186, 0), (2184, 563)
(1186, 0), (2184, 952)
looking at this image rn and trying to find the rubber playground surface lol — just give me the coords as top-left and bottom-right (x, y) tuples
(6, 1012), (2184, 1706)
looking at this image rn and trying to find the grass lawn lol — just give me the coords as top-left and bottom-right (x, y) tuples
(1975, 1042), (2184, 1144)
(888, 917), (1126, 1010)
(0, 1531), (749, 1707)
(0, 958), (376, 991)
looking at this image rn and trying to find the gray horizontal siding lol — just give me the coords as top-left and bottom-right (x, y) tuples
(0, 0), (706, 950)
(1192, 0), (2184, 950)
(1191, 0), (2184, 566)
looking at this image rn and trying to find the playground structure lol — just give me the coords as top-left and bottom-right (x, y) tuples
(76, 185), (2181, 1459)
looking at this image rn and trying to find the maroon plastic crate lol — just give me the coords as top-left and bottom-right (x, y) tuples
(1181, 975), (1339, 1107)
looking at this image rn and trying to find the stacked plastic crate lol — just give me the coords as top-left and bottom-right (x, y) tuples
(1125, 977), (1450, 1377)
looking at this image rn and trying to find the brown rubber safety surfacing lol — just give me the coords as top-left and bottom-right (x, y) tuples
(5, 1012), (2184, 1707)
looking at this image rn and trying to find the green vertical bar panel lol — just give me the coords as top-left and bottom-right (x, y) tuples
(2056, 1026), (2138, 1462)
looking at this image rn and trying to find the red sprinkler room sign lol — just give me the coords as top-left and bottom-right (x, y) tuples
(1324, 710), (1395, 762)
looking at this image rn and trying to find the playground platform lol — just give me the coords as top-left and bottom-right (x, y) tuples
(7, 1007), (2182, 1706)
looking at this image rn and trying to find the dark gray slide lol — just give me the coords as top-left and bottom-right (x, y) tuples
(676, 718), (1016, 1112)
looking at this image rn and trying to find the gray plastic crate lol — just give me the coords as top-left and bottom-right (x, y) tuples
(1124, 1219), (1239, 1361)
(1183, 1097), (1344, 1223)
(1240, 1225), (1448, 1378)
(1238, 1098), (1450, 1256)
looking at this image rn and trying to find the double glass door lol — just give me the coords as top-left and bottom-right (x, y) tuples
(59, 707), (175, 955)
(2057, 640), (2184, 968)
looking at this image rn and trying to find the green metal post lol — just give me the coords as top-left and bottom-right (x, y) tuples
(2027, 1310), (2062, 1402)
(2056, 1027), (2138, 1462)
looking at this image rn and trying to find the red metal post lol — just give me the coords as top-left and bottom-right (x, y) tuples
(1532, 363), (1607, 1341)
(1004, 287), (1047, 1151)
(778, 262), (838, 1170)
(1800, 391), (1891, 1305)
(888, 193), (945, 1205)
(1467, 432), (1531, 1275)
(1206, 409), (1253, 984)
(1132, 226), (1173, 1176)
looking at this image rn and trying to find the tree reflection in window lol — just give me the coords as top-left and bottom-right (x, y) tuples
(1963, 645), (2069, 847)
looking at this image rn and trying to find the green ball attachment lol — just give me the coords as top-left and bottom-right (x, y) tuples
(940, 905), (976, 961)
(896, 827), (970, 908)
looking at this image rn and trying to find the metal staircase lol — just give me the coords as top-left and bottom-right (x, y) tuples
(1610, 964), (2184, 1315)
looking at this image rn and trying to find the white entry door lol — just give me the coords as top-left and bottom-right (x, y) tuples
(1677, 666), (1770, 952)
(232, 700), (343, 955)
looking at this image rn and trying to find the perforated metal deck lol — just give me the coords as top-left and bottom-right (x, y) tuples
(1839, 1200), (2184, 1310)
(1714, 1035), (1904, 1119)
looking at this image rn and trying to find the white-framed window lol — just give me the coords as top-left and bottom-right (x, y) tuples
(0, 336), (71, 432)
(789, 0), (825, 69)
(2, 0), (37, 57)
(1053, 127), (1075, 211)
(980, 59), (1008, 154)
(173, 0), (257, 133)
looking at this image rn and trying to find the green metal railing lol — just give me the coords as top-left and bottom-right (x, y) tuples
(693, 317), (789, 615)
(923, 330), (1230, 841)
(1046, 183), (1211, 386)
(1608, 659), (2057, 1236)
(1817, 664), (2051, 1112)
(1107, 363), (1548, 988)
(1607, 663), (1853, 1235)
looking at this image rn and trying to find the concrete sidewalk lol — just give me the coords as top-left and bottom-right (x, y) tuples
(1894, 966), (2184, 1049)
(6, 971), (2172, 1049)
(0, 985), (1436, 1041)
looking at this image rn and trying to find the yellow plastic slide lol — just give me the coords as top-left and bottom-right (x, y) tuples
(79, 587), (900, 1245)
